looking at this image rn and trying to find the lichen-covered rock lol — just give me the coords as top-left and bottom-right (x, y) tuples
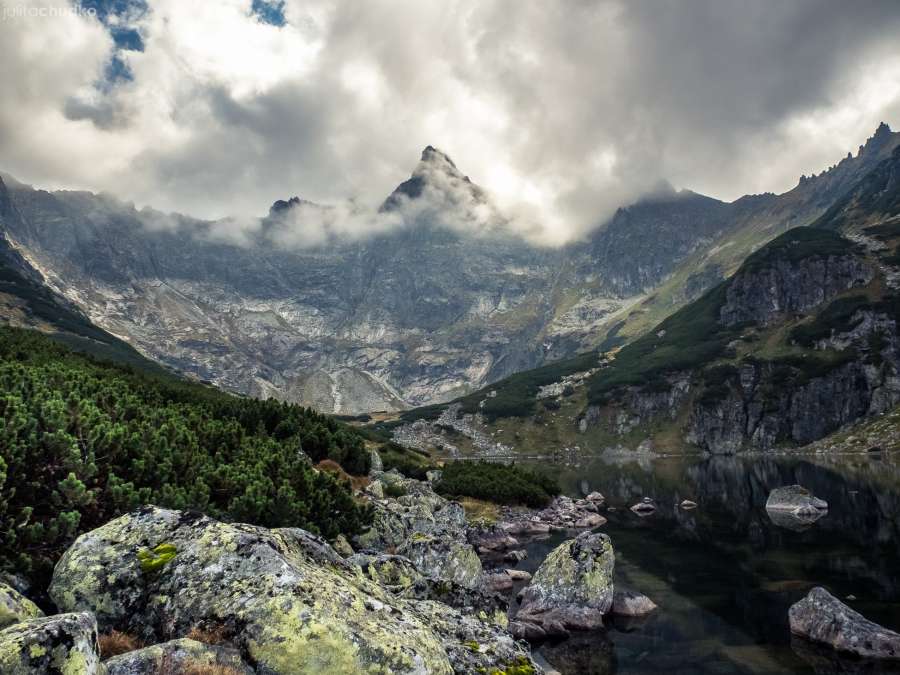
(350, 553), (507, 627)
(766, 485), (829, 514)
(516, 532), (614, 633)
(399, 533), (483, 588)
(0, 582), (43, 629)
(0, 612), (101, 674)
(104, 637), (251, 674)
(356, 471), (484, 588)
(50, 506), (537, 675)
(789, 587), (900, 660)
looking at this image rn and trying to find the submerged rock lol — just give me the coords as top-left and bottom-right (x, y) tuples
(49, 506), (537, 675)
(680, 499), (698, 510)
(0, 582), (43, 629)
(516, 532), (615, 634)
(789, 587), (900, 660)
(611, 589), (657, 617)
(104, 637), (251, 675)
(0, 612), (102, 674)
(767, 485), (829, 515)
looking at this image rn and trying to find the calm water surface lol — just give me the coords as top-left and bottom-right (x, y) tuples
(508, 452), (900, 675)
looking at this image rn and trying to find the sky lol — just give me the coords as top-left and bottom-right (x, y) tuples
(1, 0), (900, 246)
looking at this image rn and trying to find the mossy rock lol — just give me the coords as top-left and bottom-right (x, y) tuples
(0, 612), (102, 674)
(50, 506), (537, 674)
(0, 582), (44, 630)
(105, 637), (251, 675)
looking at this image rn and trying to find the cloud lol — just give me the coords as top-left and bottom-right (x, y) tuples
(1, 0), (900, 245)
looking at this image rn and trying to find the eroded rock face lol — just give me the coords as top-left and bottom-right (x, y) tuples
(0, 582), (43, 630)
(49, 506), (534, 675)
(0, 612), (101, 674)
(789, 587), (900, 660)
(515, 532), (615, 635)
(104, 638), (252, 675)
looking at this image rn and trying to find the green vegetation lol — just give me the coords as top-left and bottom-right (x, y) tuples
(739, 227), (854, 272)
(587, 228), (858, 405)
(435, 461), (560, 508)
(378, 442), (435, 480)
(0, 326), (371, 585)
(136, 543), (177, 573)
(457, 351), (599, 421)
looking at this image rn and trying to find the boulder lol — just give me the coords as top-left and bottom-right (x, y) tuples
(585, 492), (605, 504)
(0, 582), (43, 629)
(611, 589), (657, 617)
(789, 587), (900, 660)
(483, 572), (514, 593)
(630, 499), (656, 515)
(0, 612), (102, 674)
(574, 513), (607, 529)
(766, 485), (828, 515)
(355, 472), (484, 587)
(504, 549), (528, 563)
(506, 569), (532, 582)
(680, 499), (698, 510)
(516, 532), (615, 633)
(104, 638), (251, 674)
(49, 506), (534, 674)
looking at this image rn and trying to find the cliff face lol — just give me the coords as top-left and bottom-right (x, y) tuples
(719, 254), (873, 327)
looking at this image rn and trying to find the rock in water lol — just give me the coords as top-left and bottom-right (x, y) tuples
(0, 582), (43, 629)
(0, 612), (102, 674)
(49, 506), (537, 674)
(789, 587), (900, 659)
(766, 485), (828, 515)
(515, 532), (615, 634)
(105, 638), (251, 674)
(611, 588), (657, 617)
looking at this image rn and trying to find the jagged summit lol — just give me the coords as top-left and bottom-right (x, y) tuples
(381, 145), (486, 214)
(268, 196), (317, 217)
(420, 145), (458, 169)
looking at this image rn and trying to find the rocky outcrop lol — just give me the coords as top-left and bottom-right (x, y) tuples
(104, 638), (251, 674)
(720, 252), (873, 327)
(49, 506), (538, 674)
(789, 587), (900, 660)
(0, 612), (102, 674)
(0, 582), (43, 630)
(514, 532), (615, 637)
(355, 471), (484, 588)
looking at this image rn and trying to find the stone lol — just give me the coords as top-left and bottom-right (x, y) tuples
(516, 532), (615, 633)
(331, 533), (354, 557)
(680, 499), (698, 510)
(574, 513), (607, 529)
(630, 501), (656, 515)
(0, 612), (102, 674)
(399, 533), (483, 588)
(504, 549), (528, 563)
(104, 638), (251, 674)
(483, 572), (514, 593)
(766, 485), (829, 514)
(0, 582), (43, 630)
(506, 569), (532, 582)
(611, 589), (657, 617)
(585, 492), (605, 503)
(49, 506), (537, 675)
(789, 587), (900, 660)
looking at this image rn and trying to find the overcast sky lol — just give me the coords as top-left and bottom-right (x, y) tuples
(1, 0), (900, 245)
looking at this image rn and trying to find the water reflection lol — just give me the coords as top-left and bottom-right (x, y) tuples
(517, 453), (900, 674)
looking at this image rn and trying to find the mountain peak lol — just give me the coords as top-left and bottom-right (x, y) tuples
(268, 196), (315, 217)
(420, 145), (458, 169)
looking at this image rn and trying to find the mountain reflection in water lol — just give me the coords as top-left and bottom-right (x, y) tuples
(512, 453), (900, 675)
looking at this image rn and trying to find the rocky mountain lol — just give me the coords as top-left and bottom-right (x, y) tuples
(0, 177), (160, 370)
(388, 142), (900, 454)
(0, 127), (897, 414)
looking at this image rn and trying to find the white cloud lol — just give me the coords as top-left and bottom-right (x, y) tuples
(1, 0), (899, 245)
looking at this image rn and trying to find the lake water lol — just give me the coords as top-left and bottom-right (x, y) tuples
(509, 452), (900, 675)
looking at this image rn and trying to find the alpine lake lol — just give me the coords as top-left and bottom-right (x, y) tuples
(494, 450), (900, 675)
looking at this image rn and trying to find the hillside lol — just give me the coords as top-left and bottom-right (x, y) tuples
(0, 326), (374, 587)
(386, 144), (900, 456)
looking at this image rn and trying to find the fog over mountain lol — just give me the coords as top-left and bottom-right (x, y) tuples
(2, 0), (900, 245)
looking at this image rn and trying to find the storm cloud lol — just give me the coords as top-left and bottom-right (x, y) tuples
(1, 0), (899, 245)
